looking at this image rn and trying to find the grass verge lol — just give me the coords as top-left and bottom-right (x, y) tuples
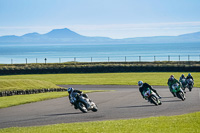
(0, 111), (199, 133)
(0, 90), (106, 109)
(0, 72), (199, 87)
(0, 79), (60, 92)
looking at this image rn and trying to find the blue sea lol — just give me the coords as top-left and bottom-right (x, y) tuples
(0, 43), (200, 64)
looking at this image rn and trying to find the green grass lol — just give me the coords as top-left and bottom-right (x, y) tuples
(0, 72), (199, 87)
(0, 90), (105, 109)
(0, 79), (60, 92)
(0, 111), (199, 133)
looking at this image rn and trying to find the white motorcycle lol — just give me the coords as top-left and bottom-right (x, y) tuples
(187, 78), (194, 92)
(142, 88), (162, 106)
(70, 93), (98, 113)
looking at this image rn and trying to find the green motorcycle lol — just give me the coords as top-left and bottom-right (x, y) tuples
(171, 83), (186, 101)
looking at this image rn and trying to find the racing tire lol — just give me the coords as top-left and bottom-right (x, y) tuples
(92, 105), (98, 112)
(150, 95), (159, 106)
(77, 102), (88, 113)
(178, 92), (185, 101)
(188, 86), (192, 92)
(158, 100), (162, 105)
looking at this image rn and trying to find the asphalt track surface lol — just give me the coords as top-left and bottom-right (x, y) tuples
(0, 85), (200, 129)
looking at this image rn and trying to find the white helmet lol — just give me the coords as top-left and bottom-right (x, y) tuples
(138, 81), (143, 87)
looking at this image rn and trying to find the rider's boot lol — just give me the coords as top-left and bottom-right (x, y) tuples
(74, 104), (78, 109)
(155, 92), (162, 99)
(171, 92), (176, 97)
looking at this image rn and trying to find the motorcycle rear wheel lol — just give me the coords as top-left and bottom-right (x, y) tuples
(77, 102), (88, 113)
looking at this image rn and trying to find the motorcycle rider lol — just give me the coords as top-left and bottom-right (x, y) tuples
(186, 73), (194, 81)
(67, 87), (90, 109)
(179, 74), (187, 93)
(138, 81), (161, 99)
(167, 75), (183, 96)
(179, 74), (186, 82)
(186, 73), (194, 87)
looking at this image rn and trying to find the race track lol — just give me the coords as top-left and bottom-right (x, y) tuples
(0, 85), (200, 129)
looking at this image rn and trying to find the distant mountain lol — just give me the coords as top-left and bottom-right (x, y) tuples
(44, 28), (84, 38)
(22, 32), (41, 38)
(0, 28), (200, 44)
(119, 32), (200, 44)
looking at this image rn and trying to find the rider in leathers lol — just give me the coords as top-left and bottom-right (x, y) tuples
(67, 87), (90, 109)
(179, 74), (186, 82)
(179, 74), (187, 93)
(186, 73), (194, 83)
(167, 75), (183, 96)
(138, 81), (161, 99)
(186, 73), (194, 87)
(186, 73), (193, 80)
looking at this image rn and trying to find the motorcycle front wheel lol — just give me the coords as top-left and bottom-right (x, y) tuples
(178, 92), (185, 101)
(92, 104), (98, 112)
(188, 86), (192, 92)
(150, 95), (159, 106)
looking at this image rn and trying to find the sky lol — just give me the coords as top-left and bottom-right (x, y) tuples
(0, 0), (200, 39)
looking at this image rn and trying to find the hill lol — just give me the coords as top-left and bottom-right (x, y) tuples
(0, 28), (200, 44)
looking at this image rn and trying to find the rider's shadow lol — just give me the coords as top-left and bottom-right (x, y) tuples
(116, 105), (154, 108)
(162, 99), (181, 103)
(161, 96), (174, 98)
(44, 112), (83, 116)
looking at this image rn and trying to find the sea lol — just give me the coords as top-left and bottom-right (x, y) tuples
(0, 43), (200, 64)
